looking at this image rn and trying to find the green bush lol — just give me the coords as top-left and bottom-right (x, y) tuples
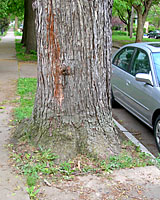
(112, 31), (127, 36)
(148, 26), (156, 32)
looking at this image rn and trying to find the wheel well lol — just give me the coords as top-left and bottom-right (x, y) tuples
(152, 109), (160, 127)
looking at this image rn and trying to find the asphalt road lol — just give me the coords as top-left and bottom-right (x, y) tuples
(113, 106), (159, 157)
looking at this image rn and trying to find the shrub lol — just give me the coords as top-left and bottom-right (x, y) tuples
(112, 31), (127, 36)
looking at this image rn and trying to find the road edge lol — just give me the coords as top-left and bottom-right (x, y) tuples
(113, 119), (156, 159)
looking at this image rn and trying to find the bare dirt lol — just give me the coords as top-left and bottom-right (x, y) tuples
(39, 166), (160, 200)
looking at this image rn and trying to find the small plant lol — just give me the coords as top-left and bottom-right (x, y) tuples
(27, 175), (38, 187)
(59, 161), (73, 176)
(26, 186), (40, 200)
(100, 150), (154, 173)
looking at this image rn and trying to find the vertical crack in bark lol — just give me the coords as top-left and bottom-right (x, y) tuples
(47, 0), (64, 106)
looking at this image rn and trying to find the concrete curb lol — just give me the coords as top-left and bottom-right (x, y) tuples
(113, 119), (156, 159)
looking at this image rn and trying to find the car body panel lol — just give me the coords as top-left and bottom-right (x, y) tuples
(111, 42), (160, 129)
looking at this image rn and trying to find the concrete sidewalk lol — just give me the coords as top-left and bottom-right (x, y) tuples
(0, 29), (30, 199)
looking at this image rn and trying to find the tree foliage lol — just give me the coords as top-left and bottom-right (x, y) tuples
(147, 3), (160, 28)
(113, 0), (160, 42)
(0, 0), (9, 19)
(113, 0), (131, 25)
(7, 0), (24, 20)
(7, 0), (24, 17)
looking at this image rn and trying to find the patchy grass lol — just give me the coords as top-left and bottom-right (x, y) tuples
(14, 31), (22, 36)
(14, 78), (37, 122)
(112, 35), (160, 46)
(15, 39), (37, 62)
(8, 140), (154, 199)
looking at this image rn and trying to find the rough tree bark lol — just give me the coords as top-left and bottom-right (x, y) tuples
(22, 0), (37, 53)
(29, 0), (120, 160)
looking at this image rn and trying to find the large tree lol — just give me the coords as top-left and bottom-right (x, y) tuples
(22, 0), (37, 53)
(131, 0), (154, 42)
(24, 0), (120, 160)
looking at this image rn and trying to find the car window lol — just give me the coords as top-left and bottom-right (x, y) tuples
(130, 49), (151, 76)
(112, 47), (134, 71)
(153, 52), (160, 85)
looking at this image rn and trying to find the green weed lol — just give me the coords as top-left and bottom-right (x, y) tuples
(100, 149), (154, 173)
(26, 186), (40, 200)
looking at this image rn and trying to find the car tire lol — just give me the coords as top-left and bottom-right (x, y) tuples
(111, 90), (118, 108)
(154, 115), (160, 152)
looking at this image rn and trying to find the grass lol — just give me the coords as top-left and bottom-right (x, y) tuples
(14, 31), (22, 36)
(112, 35), (160, 46)
(14, 78), (37, 122)
(15, 39), (37, 62)
(8, 139), (155, 199)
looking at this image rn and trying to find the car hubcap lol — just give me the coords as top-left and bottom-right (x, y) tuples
(156, 121), (160, 146)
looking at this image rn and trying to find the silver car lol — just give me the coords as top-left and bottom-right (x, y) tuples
(111, 42), (160, 151)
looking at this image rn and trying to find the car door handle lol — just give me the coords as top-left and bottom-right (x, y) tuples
(126, 80), (131, 86)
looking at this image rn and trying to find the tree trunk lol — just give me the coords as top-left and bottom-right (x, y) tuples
(31, 0), (120, 160)
(135, 12), (145, 42)
(22, 0), (37, 53)
(129, 7), (134, 38)
(15, 16), (18, 31)
(21, 0), (27, 45)
(133, 0), (153, 43)
(127, 9), (131, 37)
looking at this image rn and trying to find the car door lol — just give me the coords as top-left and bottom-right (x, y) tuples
(124, 48), (154, 124)
(112, 47), (135, 107)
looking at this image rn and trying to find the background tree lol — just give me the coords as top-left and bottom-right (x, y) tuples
(0, 0), (9, 34)
(130, 0), (154, 42)
(113, 0), (133, 37)
(20, 0), (120, 160)
(113, 0), (159, 42)
(7, 0), (24, 30)
(147, 4), (160, 29)
(7, 0), (37, 53)
(22, 0), (37, 53)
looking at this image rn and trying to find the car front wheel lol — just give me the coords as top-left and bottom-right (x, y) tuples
(154, 115), (160, 152)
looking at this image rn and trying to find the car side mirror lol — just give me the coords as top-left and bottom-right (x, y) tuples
(135, 73), (153, 86)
